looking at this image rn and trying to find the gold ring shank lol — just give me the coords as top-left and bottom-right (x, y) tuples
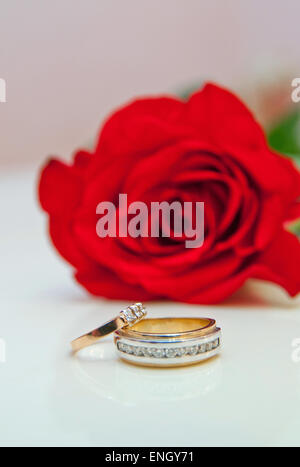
(71, 303), (147, 353)
(117, 317), (216, 340)
(71, 316), (125, 352)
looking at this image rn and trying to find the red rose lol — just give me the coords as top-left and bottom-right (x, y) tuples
(38, 83), (300, 303)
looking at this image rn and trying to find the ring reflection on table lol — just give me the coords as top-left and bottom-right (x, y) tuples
(72, 352), (222, 403)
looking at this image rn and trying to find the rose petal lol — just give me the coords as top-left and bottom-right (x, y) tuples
(90, 96), (191, 175)
(75, 263), (160, 300)
(73, 150), (92, 171)
(49, 217), (93, 270)
(253, 229), (300, 297)
(188, 83), (300, 197)
(187, 83), (266, 151)
(39, 159), (82, 216)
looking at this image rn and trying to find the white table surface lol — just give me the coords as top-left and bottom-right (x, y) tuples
(0, 168), (300, 447)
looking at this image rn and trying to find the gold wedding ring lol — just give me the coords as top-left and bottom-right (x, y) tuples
(71, 303), (146, 352)
(114, 317), (221, 367)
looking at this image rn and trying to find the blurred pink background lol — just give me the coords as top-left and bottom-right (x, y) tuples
(0, 0), (299, 168)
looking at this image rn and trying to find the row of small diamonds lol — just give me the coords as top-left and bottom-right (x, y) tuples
(117, 338), (220, 358)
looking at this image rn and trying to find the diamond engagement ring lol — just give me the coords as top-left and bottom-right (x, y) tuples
(71, 303), (146, 352)
(114, 317), (221, 367)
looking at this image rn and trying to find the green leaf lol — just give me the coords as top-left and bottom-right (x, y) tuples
(267, 110), (300, 167)
(288, 219), (300, 237)
(177, 82), (204, 101)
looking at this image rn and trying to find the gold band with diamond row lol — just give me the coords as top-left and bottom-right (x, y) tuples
(71, 303), (146, 353)
(114, 317), (221, 367)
